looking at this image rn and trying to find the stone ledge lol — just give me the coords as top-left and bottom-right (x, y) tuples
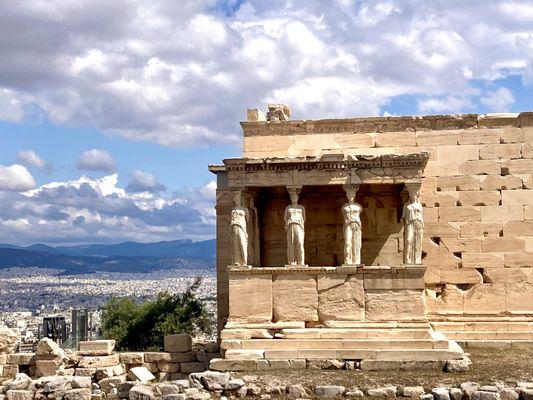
(226, 265), (426, 275)
(239, 112), (532, 137)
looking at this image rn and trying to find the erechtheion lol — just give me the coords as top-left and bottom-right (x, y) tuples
(208, 105), (533, 371)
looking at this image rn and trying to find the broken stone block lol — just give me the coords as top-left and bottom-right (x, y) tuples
(127, 367), (155, 383)
(6, 390), (33, 400)
(78, 340), (115, 356)
(78, 354), (120, 368)
(0, 327), (19, 354)
(119, 353), (144, 364)
(64, 388), (92, 400)
(129, 385), (156, 400)
(246, 109), (266, 122)
(163, 334), (192, 353)
(35, 360), (58, 377)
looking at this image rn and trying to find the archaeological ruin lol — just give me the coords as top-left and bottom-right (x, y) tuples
(208, 105), (533, 371)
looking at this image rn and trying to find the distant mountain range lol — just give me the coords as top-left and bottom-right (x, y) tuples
(0, 239), (215, 274)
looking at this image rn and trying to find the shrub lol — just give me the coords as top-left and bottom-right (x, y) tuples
(101, 277), (213, 351)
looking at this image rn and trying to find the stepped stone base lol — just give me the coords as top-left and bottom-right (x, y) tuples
(431, 318), (533, 348)
(211, 322), (469, 371)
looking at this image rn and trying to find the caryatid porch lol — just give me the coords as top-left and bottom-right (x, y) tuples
(208, 152), (469, 371)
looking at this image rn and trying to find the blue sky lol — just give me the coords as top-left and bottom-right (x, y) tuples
(0, 0), (531, 245)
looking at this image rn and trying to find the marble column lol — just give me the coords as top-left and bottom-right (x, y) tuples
(402, 183), (424, 265)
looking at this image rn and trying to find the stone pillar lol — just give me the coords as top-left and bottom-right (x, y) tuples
(230, 190), (249, 266)
(285, 186), (306, 266)
(402, 183), (424, 265)
(342, 184), (363, 266)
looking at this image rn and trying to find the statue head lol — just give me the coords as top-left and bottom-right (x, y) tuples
(232, 191), (242, 207)
(344, 185), (359, 204)
(288, 189), (299, 206)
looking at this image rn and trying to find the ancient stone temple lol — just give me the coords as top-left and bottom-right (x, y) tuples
(208, 106), (533, 371)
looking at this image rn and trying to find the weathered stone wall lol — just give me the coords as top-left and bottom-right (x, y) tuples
(226, 113), (533, 321)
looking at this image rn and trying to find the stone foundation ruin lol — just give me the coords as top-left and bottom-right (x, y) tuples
(208, 107), (533, 371)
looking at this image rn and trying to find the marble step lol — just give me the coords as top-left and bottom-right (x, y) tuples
(442, 330), (533, 340)
(432, 321), (533, 331)
(224, 348), (464, 361)
(278, 327), (433, 339)
(234, 338), (450, 350)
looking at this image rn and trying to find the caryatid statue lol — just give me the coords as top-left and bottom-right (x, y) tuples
(342, 185), (362, 265)
(230, 191), (248, 266)
(285, 187), (305, 266)
(402, 184), (424, 265)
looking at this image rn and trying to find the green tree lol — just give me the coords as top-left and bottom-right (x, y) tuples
(101, 277), (213, 351)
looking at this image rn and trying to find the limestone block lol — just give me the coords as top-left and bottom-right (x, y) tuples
(462, 253), (504, 269)
(435, 191), (459, 206)
(6, 391), (33, 400)
(504, 253), (533, 268)
(458, 191), (500, 206)
(505, 282), (533, 312)
(504, 221), (533, 236)
(6, 353), (34, 365)
(365, 290), (424, 321)
(459, 160), (501, 175)
(224, 349), (264, 360)
(424, 222), (460, 237)
(179, 362), (204, 373)
(416, 130), (458, 146)
(119, 352), (144, 364)
(430, 146), (477, 176)
(501, 127), (533, 143)
(523, 174), (533, 189)
(425, 285), (464, 314)
(246, 109), (266, 122)
(479, 144), (521, 159)
(0, 327), (18, 354)
(375, 131), (416, 147)
(273, 274), (318, 322)
(484, 268), (527, 283)
(460, 222), (503, 238)
(481, 206), (523, 222)
(522, 143), (533, 158)
(458, 130), (501, 144)
(293, 134), (335, 154)
(77, 354), (119, 368)
(164, 334), (192, 353)
(317, 275), (365, 322)
(502, 159), (533, 175)
(479, 175), (523, 190)
(439, 207), (480, 222)
(78, 340), (115, 356)
(437, 176), (479, 191)
(0, 354), (6, 364)
(228, 274), (272, 323)
(502, 190), (533, 206)
(440, 268), (482, 285)
(463, 283), (506, 314)
(481, 237), (524, 252)
(210, 358), (258, 371)
(525, 206), (533, 220)
(439, 237), (482, 253)
(334, 132), (375, 148)
(423, 253), (461, 267)
(35, 360), (58, 377)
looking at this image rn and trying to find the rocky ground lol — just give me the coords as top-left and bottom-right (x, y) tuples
(233, 348), (533, 391)
(2, 348), (532, 400)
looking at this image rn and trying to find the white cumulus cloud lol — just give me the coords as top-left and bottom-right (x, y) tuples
(0, 0), (530, 148)
(127, 170), (166, 193)
(17, 150), (47, 169)
(77, 149), (116, 173)
(0, 164), (35, 191)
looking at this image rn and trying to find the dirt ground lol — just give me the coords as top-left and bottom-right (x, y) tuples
(234, 348), (533, 393)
